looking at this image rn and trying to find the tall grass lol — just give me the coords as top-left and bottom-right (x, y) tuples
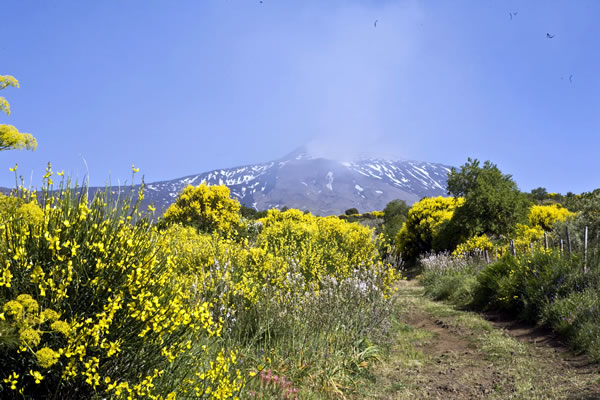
(421, 249), (600, 361)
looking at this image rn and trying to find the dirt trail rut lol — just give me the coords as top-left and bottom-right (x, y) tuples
(360, 281), (600, 400)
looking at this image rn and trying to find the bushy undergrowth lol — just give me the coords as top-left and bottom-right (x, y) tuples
(0, 169), (401, 399)
(421, 250), (600, 361)
(167, 208), (400, 397)
(420, 252), (481, 308)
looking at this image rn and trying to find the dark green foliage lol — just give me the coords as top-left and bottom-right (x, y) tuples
(476, 252), (591, 321)
(240, 205), (268, 220)
(529, 187), (549, 203)
(554, 189), (600, 213)
(382, 199), (409, 242)
(383, 200), (409, 222)
(551, 195), (600, 254)
(345, 208), (359, 216)
(446, 158), (530, 241)
(240, 205), (257, 219)
(432, 219), (469, 253)
(543, 289), (600, 360)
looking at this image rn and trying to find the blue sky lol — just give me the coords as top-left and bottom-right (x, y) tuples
(1, 0), (599, 193)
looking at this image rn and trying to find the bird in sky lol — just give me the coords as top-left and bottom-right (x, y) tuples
(569, 75), (574, 83)
(546, 33), (555, 39)
(374, 19), (378, 28)
(509, 12), (518, 20)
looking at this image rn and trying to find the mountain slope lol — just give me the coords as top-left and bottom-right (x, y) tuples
(139, 148), (452, 216)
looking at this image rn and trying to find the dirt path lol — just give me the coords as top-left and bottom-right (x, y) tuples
(357, 281), (600, 399)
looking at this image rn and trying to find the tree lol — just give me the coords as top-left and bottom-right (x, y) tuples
(529, 187), (549, 204)
(345, 207), (359, 216)
(240, 204), (258, 219)
(160, 183), (242, 236)
(382, 199), (409, 242)
(446, 158), (530, 241)
(0, 75), (37, 151)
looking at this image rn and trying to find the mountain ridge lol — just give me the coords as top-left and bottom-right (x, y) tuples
(137, 147), (452, 215)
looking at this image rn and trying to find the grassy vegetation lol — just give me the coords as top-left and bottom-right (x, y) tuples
(356, 281), (600, 399)
(0, 174), (402, 399)
(2, 155), (600, 398)
(421, 249), (600, 364)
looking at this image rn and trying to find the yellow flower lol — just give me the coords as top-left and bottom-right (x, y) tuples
(35, 347), (59, 368)
(132, 164), (140, 173)
(529, 204), (574, 231)
(16, 294), (39, 314)
(57, 170), (65, 176)
(20, 328), (41, 348)
(29, 370), (44, 384)
(50, 320), (71, 336)
(9, 163), (17, 172)
(3, 300), (23, 318)
(3, 372), (19, 390)
(42, 309), (60, 322)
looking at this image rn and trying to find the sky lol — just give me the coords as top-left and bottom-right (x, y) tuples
(1, 0), (599, 194)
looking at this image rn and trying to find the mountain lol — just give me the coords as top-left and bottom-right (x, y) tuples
(135, 147), (452, 216)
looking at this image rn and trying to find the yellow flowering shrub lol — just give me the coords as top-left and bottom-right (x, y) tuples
(0, 74), (37, 152)
(372, 210), (385, 218)
(257, 209), (379, 282)
(528, 204), (574, 231)
(161, 183), (242, 237)
(452, 234), (494, 257)
(0, 171), (241, 399)
(164, 207), (395, 309)
(1, 172), (401, 398)
(396, 196), (465, 260)
(0, 193), (43, 226)
(510, 223), (545, 253)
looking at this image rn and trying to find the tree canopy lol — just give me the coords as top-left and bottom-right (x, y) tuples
(382, 199), (409, 242)
(446, 158), (530, 240)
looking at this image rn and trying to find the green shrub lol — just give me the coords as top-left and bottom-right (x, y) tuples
(381, 199), (409, 244)
(543, 289), (600, 360)
(420, 253), (481, 308)
(345, 208), (359, 216)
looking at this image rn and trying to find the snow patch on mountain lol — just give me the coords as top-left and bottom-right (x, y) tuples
(326, 171), (334, 191)
(116, 147), (452, 216)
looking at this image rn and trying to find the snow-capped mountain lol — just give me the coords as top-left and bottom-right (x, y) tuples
(135, 147), (452, 216)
